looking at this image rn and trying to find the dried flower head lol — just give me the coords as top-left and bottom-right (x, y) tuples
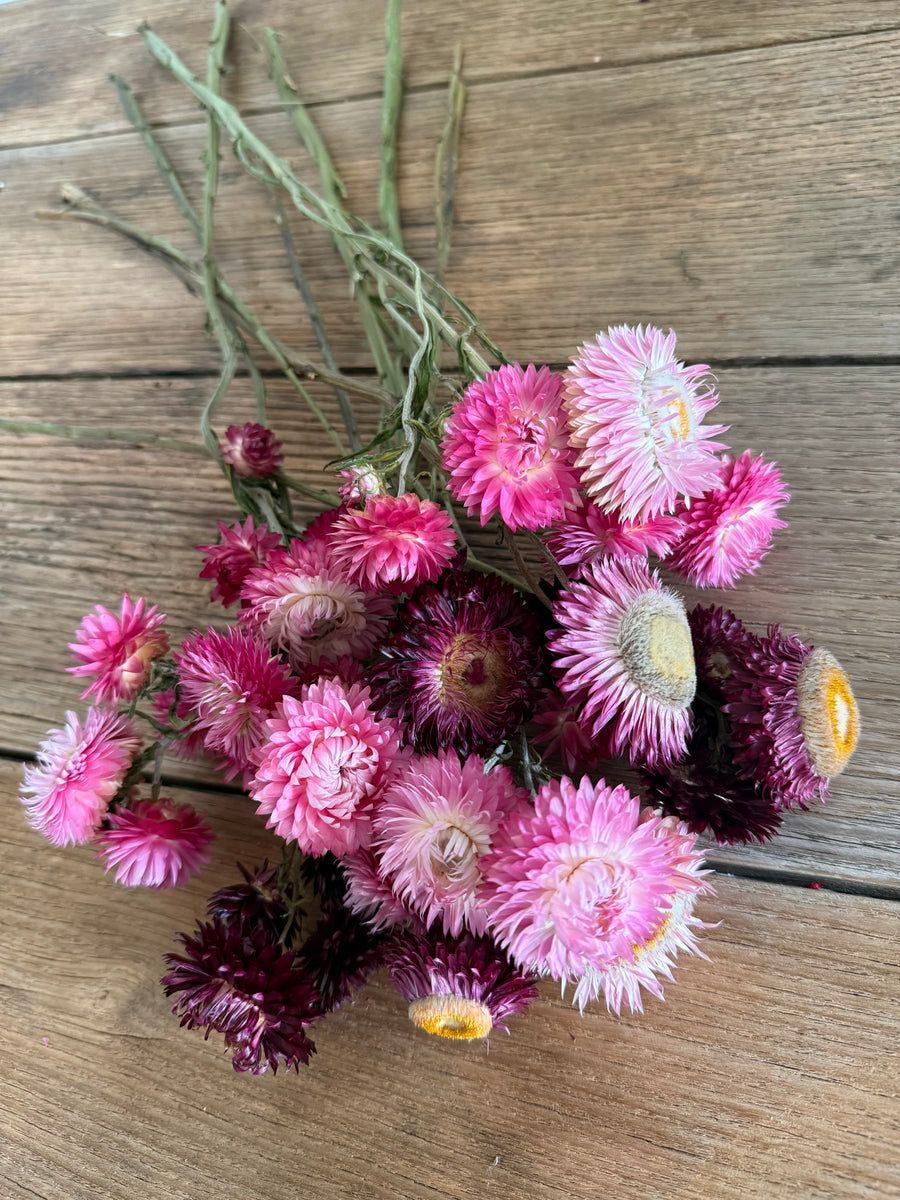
(296, 907), (388, 1011)
(547, 499), (685, 572)
(330, 492), (457, 592)
(207, 861), (289, 939)
(96, 797), (213, 887)
(68, 594), (168, 705)
(198, 516), (283, 607)
(343, 848), (412, 931)
(220, 422), (283, 478)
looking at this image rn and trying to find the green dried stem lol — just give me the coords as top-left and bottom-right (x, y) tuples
(434, 44), (465, 288)
(379, 0), (405, 251)
(0, 418), (208, 456)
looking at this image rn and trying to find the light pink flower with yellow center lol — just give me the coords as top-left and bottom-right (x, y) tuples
(96, 797), (214, 888)
(330, 493), (457, 592)
(564, 325), (729, 522)
(68, 594), (169, 705)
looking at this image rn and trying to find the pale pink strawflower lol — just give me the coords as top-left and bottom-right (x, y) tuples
(175, 627), (300, 783)
(239, 547), (392, 672)
(68, 594), (169, 705)
(198, 516), (283, 607)
(483, 775), (706, 981)
(441, 363), (582, 530)
(330, 493), (457, 592)
(549, 558), (695, 768)
(373, 751), (531, 937)
(343, 848), (411, 931)
(338, 466), (384, 505)
(220, 423), (283, 478)
(547, 499), (685, 572)
(564, 325), (729, 522)
(250, 679), (402, 856)
(96, 797), (214, 888)
(21, 709), (141, 846)
(667, 450), (789, 587)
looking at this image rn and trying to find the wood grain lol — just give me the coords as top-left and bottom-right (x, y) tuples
(3, 29), (900, 373)
(1, 368), (897, 887)
(1, 760), (897, 1200)
(2, 0), (897, 150)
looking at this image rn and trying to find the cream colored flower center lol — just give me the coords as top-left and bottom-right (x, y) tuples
(618, 593), (696, 707)
(408, 994), (493, 1040)
(797, 648), (860, 778)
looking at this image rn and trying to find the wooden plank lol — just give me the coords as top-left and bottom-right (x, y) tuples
(0, 759), (897, 1199)
(2, 0), (896, 151)
(1, 367), (897, 887)
(3, 30), (900, 370)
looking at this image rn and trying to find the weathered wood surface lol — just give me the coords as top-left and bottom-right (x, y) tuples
(4, 29), (900, 372)
(3, 0), (897, 149)
(1, 760), (898, 1200)
(2, 368), (897, 888)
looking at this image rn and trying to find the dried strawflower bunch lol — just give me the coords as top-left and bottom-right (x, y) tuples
(15, 2), (861, 1074)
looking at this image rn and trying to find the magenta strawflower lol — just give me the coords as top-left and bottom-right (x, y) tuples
(563, 325), (729, 521)
(207, 862), (288, 939)
(330, 492), (457, 592)
(374, 751), (530, 937)
(547, 499), (685, 572)
(441, 363), (581, 530)
(175, 627), (300, 783)
(220, 422), (283, 478)
(162, 919), (323, 1074)
(343, 848), (412, 931)
(68, 594), (168, 705)
(689, 604), (759, 688)
(387, 928), (539, 1041)
(198, 515), (283, 607)
(250, 678), (402, 856)
(549, 558), (695, 767)
(239, 544), (392, 672)
(21, 709), (140, 846)
(667, 451), (789, 587)
(371, 564), (547, 754)
(483, 776), (707, 982)
(95, 797), (213, 887)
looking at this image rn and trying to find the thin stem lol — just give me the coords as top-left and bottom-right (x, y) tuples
(0, 418), (207, 456)
(434, 45), (465, 288)
(281, 473), (341, 507)
(465, 553), (526, 592)
(379, 0), (405, 250)
(199, 351), (238, 458)
(520, 528), (568, 588)
(504, 528), (552, 609)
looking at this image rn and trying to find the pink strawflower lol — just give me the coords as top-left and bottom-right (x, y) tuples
(198, 516), (283, 607)
(330, 493), (457, 592)
(68, 594), (169, 705)
(175, 627), (300, 783)
(373, 751), (531, 937)
(563, 325), (729, 521)
(483, 775), (706, 981)
(250, 679), (402, 856)
(239, 547), (392, 672)
(343, 848), (411, 931)
(21, 709), (141, 846)
(549, 558), (696, 768)
(220, 422), (283, 478)
(338, 466), (384, 505)
(95, 797), (213, 888)
(667, 451), (789, 587)
(441, 363), (581, 530)
(531, 690), (613, 775)
(547, 499), (685, 572)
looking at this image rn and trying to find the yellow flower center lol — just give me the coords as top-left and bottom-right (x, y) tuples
(663, 390), (692, 441)
(796, 648), (860, 778)
(408, 994), (493, 1040)
(619, 594), (696, 708)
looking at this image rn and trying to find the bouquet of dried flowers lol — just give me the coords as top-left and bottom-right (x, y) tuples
(14, 2), (860, 1073)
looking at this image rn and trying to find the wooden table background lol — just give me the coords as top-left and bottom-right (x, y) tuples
(1, 2), (898, 1197)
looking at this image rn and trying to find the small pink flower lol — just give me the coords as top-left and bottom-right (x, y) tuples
(564, 325), (729, 521)
(338, 466), (384, 505)
(96, 797), (214, 888)
(20, 709), (141, 846)
(250, 679), (401, 856)
(547, 499), (685, 572)
(442, 363), (582, 530)
(330, 493), (457, 592)
(343, 848), (411, 931)
(373, 751), (531, 937)
(198, 516), (283, 607)
(531, 690), (613, 774)
(68, 594), (169, 705)
(667, 451), (789, 587)
(220, 423), (283, 478)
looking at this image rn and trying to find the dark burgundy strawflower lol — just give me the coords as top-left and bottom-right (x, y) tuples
(689, 604), (759, 688)
(162, 919), (323, 1074)
(220, 422), (284, 478)
(370, 563), (547, 755)
(299, 852), (349, 913)
(296, 906), (389, 1011)
(207, 862), (290, 940)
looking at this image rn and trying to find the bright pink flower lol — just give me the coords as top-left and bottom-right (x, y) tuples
(483, 776), (707, 981)
(175, 627), (300, 783)
(198, 516), (283, 607)
(343, 848), (411, 931)
(20, 709), (141, 846)
(68, 594), (169, 705)
(549, 558), (695, 768)
(667, 450), (789, 587)
(330, 493), (457, 592)
(239, 548), (392, 672)
(373, 751), (530, 937)
(96, 797), (214, 888)
(220, 423), (283, 478)
(441, 363), (581, 530)
(564, 326), (729, 522)
(250, 679), (401, 856)
(547, 498), (685, 572)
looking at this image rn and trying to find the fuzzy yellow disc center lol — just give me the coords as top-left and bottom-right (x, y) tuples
(797, 648), (860, 778)
(619, 595), (696, 708)
(408, 994), (493, 1040)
